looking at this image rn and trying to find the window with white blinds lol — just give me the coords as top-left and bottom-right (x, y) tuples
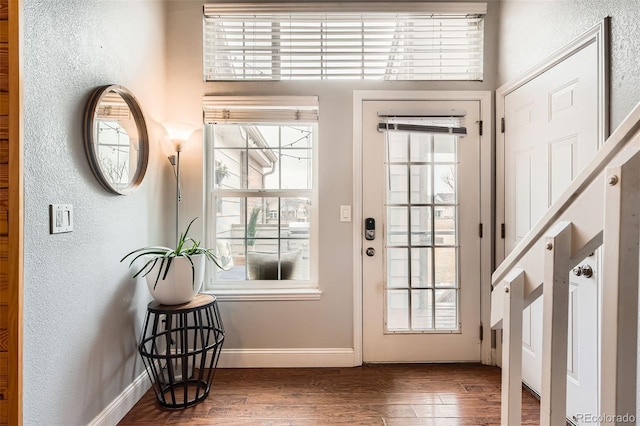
(203, 3), (486, 81)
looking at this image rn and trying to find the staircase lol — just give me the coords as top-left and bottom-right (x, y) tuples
(491, 103), (640, 425)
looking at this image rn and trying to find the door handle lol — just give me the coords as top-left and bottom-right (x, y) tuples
(572, 264), (593, 278)
(366, 247), (375, 257)
(580, 264), (593, 278)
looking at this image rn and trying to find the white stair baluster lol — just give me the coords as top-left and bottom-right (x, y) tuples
(540, 221), (572, 426)
(601, 147), (640, 424)
(501, 268), (525, 426)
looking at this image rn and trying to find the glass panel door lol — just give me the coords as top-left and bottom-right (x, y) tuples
(384, 129), (459, 332)
(362, 99), (481, 363)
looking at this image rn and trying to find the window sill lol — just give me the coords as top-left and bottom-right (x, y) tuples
(203, 288), (323, 301)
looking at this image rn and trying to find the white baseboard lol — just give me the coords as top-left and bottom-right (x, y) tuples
(88, 371), (151, 426)
(218, 347), (357, 368)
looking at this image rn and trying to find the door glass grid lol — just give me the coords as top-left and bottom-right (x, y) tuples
(385, 129), (459, 332)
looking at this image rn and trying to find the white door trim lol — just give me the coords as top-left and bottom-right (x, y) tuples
(353, 90), (493, 366)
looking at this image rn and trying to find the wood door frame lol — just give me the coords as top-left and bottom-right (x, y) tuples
(352, 90), (493, 366)
(495, 18), (609, 266)
(8, 0), (23, 424)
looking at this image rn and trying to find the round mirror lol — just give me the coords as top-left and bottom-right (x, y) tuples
(83, 85), (149, 195)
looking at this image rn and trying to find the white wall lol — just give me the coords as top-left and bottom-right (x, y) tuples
(166, 0), (499, 352)
(22, 1), (171, 424)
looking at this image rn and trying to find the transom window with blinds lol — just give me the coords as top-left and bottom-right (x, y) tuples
(203, 2), (486, 81)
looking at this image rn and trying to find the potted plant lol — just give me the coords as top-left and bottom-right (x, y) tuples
(121, 218), (223, 305)
(244, 206), (301, 280)
(214, 163), (230, 186)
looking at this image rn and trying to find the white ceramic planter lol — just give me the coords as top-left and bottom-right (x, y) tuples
(145, 254), (205, 305)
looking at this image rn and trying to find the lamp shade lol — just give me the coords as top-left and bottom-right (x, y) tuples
(161, 121), (197, 154)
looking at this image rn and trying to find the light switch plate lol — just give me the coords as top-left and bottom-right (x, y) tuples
(340, 205), (351, 222)
(50, 204), (74, 234)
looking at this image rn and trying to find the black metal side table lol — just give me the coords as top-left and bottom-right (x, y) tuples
(138, 294), (224, 409)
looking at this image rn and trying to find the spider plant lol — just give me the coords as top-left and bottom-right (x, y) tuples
(121, 217), (224, 289)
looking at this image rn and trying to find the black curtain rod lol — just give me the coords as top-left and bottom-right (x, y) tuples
(377, 114), (466, 118)
(377, 122), (467, 135)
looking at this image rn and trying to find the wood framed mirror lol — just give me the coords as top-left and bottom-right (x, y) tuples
(83, 84), (149, 195)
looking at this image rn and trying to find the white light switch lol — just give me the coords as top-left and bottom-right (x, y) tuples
(50, 204), (74, 234)
(340, 205), (351, 222)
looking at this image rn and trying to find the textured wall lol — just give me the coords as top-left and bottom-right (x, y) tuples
(497, 0), (640, 130)
(165, 0), (498, 350)
(22, 1), (169, 424)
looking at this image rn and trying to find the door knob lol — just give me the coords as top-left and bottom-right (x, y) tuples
(366, 247), (375, 257)
(580, 264), (593, 278)
(572, 264), (593, 278)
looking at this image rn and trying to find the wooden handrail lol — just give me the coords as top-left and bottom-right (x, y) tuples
(492, 102), (640, 289)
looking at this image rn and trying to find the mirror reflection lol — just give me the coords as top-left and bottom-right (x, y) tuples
(95, 92), (139, 188)
(84, 85), (148, 195)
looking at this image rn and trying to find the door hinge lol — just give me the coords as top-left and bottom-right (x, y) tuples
(478, 120), (483, 136)
(500, 117), (505, 133)
(479, 223), (483, 238)
(501, 223), (505, 239)
(479, 324), (484, 341)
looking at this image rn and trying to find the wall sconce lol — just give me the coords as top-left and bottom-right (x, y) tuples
(162, 122), (196, 244)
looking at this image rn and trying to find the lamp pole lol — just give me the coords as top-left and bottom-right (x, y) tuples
(175, 149), (181, 245)
(168, 147), (182, 246)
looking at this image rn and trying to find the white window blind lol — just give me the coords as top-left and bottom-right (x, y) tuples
(203, 96), (319, 123)
(203, 3), (485, 81)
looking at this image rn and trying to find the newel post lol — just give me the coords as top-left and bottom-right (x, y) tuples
(601, 146), (640, 424)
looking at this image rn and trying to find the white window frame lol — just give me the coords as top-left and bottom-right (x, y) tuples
(203, 96), (321, 301)
(203, 2), (486, 82)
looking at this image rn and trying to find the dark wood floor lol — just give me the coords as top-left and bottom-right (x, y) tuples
(119, 364), (540, 425)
